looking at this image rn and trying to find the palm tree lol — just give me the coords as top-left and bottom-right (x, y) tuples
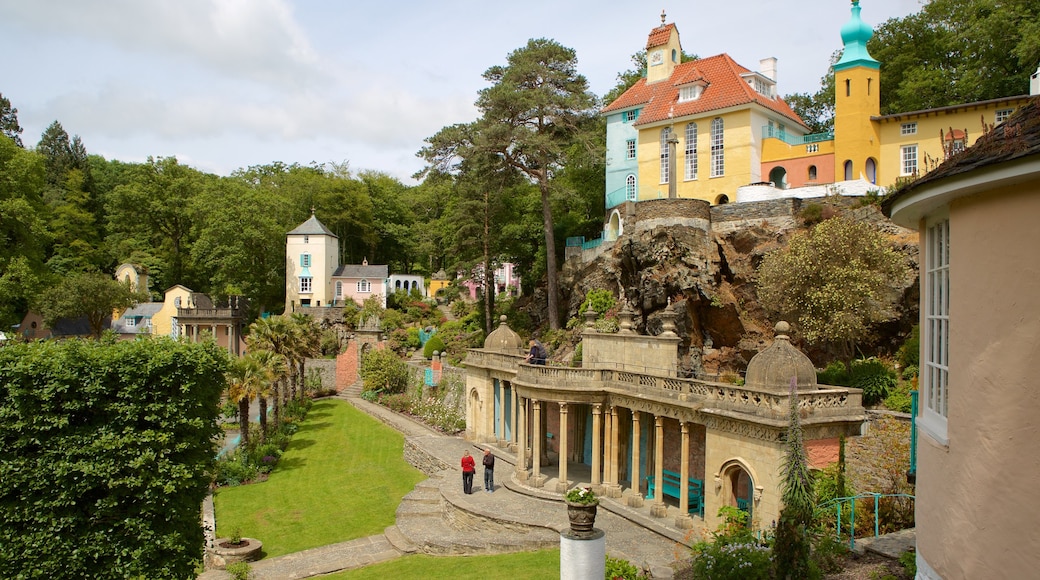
(247, 316), (293, 424)
(289, 313), (322, 400)
(226, 355), (265, 448)
(250, 348), (287, 437)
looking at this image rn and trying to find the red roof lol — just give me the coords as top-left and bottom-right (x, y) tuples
(602, 53), (807, 130)
(646, 24), (676, 50)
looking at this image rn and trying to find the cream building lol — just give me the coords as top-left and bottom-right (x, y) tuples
(884, 98), (1040, 579)
(465, 309), (867, 531)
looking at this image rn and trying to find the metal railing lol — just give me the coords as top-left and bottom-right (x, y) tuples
(760, 126), (834, 146)
(817, 493), (916, 550)
(606, 185), (631, 209)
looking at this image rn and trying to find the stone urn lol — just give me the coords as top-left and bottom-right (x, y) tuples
(565, 500), (599, 538)
(209, 537), (263, 569)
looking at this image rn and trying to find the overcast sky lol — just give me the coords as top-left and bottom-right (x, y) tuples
(0, 0), (922, 183)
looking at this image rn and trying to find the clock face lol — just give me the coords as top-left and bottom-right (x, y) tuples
(649, 50), (664, 66)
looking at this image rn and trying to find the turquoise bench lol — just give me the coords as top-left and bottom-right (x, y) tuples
(646, 469), (705, 517)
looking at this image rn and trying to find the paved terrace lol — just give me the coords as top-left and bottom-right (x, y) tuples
(200, 392), (701, 579)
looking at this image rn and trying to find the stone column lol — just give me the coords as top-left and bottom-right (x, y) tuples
(498, 383), (507, 446)
(651, 415), (667, 518)
(676, 421), (694, 529)
(517, 397), (529, 481)
(605, 406), (622, 498)
(531, 400), (546, 488)
(510, 387), (519, 452)
(557, 403), (571, 492)
(629, 411), (644, 507)
(591, 403), (602, 492)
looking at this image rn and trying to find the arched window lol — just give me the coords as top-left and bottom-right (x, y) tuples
(843, 160), (853, 181)
(710, 117), (724, 177)
(626, 174), (637, 200)
(357, 279), (371, 293)
(685, 123), (698, 180)
(808, 165), (818, 181)
(395, 280), (401, 289)
(671, 49), (677, 62)
(659, 128), (673, 184)
(865, 158), (877, 183)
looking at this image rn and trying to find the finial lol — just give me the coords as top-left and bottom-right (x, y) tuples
(660, 9), (666, 25)
(499, 315), (508, 326)
(311, 206), (316, 215)
(774, 321), (791, 341)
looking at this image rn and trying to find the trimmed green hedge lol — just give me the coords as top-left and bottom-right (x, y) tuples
(0, 338), (227, 579)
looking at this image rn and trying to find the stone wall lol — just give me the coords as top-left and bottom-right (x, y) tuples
(404, 438), (451, 476)
(306, 358), (337, 391)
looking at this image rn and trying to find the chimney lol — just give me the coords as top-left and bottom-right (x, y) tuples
(760, 57), (778, 83)
(1031, 64), (1040, 96)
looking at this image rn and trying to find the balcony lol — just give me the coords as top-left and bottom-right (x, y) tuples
(761, 126), (834, 146)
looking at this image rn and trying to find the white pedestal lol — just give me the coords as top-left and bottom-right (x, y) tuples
(560, 529), (605, 580)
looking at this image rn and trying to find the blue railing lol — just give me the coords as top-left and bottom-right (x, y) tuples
(582, 237), (603, 250)
(565, 236), (585, 247)
(606, 186), (631, 209)
(761, 126), (834, 146)
(817, 493), (916, 550)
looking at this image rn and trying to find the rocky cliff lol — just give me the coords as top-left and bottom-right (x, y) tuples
(537, 196), (919, 377)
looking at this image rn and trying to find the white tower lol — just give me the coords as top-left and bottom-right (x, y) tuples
(285, 211), (338, 312)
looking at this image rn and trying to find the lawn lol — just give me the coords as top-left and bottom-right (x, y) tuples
(320, 549), (561, 579)
(213, 398), (426, 558)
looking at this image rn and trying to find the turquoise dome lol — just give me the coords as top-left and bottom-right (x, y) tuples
(835, 0), (879, 71)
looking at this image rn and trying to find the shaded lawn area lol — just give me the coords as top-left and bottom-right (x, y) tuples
(214, 398), (425, 558)
(320, 549), (561, 579)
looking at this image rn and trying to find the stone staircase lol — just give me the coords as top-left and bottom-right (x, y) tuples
(391, 476), (559, 555)
(341, 380), (364, 398)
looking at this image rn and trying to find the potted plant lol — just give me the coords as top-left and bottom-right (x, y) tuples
(564, 486), (599, 536)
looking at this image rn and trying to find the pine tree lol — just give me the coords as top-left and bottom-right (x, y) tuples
(772, 378), (816, 579)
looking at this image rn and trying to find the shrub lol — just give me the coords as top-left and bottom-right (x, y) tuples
(811, 533), (848, 574)
(579, 288), (616, 317)
(816, 360), (850, 386)
(381, 308), (406, 333)
(605, 555), (643, 580)
(423, 334), (446, 359)
(799, 203), (824, 225)
(380, 393), (413, 413)
(883, 384), (914, 413)
(896, 325), (920, 369)
(225, 561), (253, 580)
(689, 507), (772, 580)
(850, 358), (896, 406)
(360, 348), (409, 394)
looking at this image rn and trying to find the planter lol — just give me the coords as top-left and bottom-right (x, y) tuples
(565, 500), (599, 538)
(209, 537), (263, 569)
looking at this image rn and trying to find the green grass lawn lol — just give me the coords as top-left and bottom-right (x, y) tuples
(213, 398), (426, 558)
(319, 549), (561, 579)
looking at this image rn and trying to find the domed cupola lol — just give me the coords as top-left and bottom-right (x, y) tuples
(834, 0), (879, 72)
(483, 315), (524, 353)
(744, 322), (818, 391)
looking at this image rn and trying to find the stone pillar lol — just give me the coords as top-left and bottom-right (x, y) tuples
(531, 400), (546, 488)
(676, 421), (694, 529)
(605, 406), (622, 498)
(591, 403), (602, 492)
(510, 387), (519, 452)
(557, 403), (571, 492)
(651, 415), (667, 518)
(517, 397), (529, 481)
(629, 411), (644, 507)
(560, 529), (605, 580)
(498, 383), (507, 446)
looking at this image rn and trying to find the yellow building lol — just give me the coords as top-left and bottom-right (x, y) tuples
(602, 1), (1035, 209)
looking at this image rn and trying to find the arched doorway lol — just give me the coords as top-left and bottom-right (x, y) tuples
(769, 166), (788, 189)
(715, 194), (729, 205)
(719, 459), (758, 521)
(607, 209), (622, 241)
(843, 160), (854, 181)
(865, 158), (877, 184)
(468, 388), (481, 440)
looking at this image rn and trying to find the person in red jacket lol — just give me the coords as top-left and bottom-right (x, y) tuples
(461, 450), (476, 494)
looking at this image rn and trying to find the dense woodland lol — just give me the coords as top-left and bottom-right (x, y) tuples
(2, 0), (1036, 331)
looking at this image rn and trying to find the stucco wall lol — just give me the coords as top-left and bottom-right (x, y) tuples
(915, 183), (1040, 579)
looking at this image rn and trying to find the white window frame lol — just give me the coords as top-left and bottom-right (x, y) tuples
(625, 174), (636, 200)
(300, 276), (312, 293)
(684, 122), (698, 180)
(995, 108), (1013, 124)
(357, 279), (371, 293)
(901, 122), (917, 135)
(900, 144), (918, 176)
(678, 85), (703, 102)
(624, 110), (637, 122)
(710, 117), (724, 178)
(125, 317), (136, 328)
(659, 128), (672, 184)
(626, 139), (636, 160)
(335, 281), (343, 297)
(920, 214), (950, 445)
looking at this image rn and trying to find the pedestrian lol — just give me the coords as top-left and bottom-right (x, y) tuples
(461, 450), (475, 494)
(525, 338), (547, 365)
(482, 448), (495, 493)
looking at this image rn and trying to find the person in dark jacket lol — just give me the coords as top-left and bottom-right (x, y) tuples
(525, 339), (547, 365)
(461, 450), (476, 494)
(482, 448), (495, 493)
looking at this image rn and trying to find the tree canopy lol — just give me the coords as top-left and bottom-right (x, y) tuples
(0, 92), (23, 147)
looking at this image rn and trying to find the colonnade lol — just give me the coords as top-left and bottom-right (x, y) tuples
(180, 322), (242, 355)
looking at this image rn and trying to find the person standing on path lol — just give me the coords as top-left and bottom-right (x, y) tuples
(482, 448), (495, 493)
(461, 450), (476, 494)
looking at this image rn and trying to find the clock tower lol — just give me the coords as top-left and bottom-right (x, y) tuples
(646, 11), (682, 85)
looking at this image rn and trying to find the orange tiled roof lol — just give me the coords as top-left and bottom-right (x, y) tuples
(602, 53), (807, 130)
(944, 129), (967, 140)
(646, 23), (676, 50)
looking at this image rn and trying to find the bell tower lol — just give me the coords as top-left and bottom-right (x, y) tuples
(833, 0), (881, 183)
(645, 11), (682, 85)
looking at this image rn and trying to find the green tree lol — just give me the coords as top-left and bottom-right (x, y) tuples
(359, 347), (408, 394)
(227, 353), (265, 446)
(0, 135), (49, 326)
(0, 338), (227, 578)
(246, 315), (295, 424)
(868, 0), (1040, 114)
(756, 216), (908, 371)
(37, 271), (145, 339)
(287, 313), (322, 401)
(0, 92), (23, 147)
(772, 379), (816, 579)
(477, 39), (599, 330)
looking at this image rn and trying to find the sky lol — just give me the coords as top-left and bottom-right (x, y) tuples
(0, 0), (923, 184)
